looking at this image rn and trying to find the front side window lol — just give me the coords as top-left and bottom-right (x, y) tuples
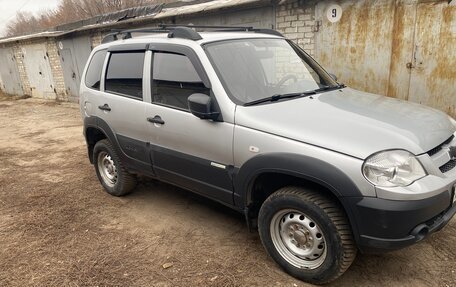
(105, 52), (145, 99)
(85, 50), (107, 90)
(205, 39), (338, 105)
(152, 52), (209, 110)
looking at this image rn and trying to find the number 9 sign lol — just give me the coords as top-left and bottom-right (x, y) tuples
(326, 4), (343, 23)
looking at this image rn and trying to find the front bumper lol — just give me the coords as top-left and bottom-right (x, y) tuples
(343, 186), (456, 253)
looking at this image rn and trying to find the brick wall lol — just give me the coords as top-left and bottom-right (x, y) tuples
(276, 0), (316, 56)
(91, 32), (103, 49)
(46, 39), (66, 100)
(11, 44), (31, 95)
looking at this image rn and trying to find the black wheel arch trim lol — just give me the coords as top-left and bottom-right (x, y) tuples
(234, 153), (363, 239)
(234, 153), (363, 206)
(84, 116), (120, 163)
(83, 116), (155, 176)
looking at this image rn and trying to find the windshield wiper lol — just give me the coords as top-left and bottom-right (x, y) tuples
(311, 83), (346, 93)
(244, 84), (346, 107)
(244, 91), (316, 106)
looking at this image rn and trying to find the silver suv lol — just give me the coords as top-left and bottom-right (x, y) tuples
(80, 25), (456, 284)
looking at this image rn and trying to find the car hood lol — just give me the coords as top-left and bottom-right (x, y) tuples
(235, 88), (456, 159)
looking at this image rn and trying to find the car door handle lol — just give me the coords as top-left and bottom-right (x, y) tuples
(147, 115), (165, 125)
(98, 104), (111, 112)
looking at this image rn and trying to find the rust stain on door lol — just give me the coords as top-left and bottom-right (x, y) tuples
(430, 4), (456, 117)
(409, 3), (456, 117)
(387, 3), (416, 101)
(316, 0), (396, 96)
(316, 0), (456, 118)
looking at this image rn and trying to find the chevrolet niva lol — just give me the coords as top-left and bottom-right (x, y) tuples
(79, 26), (456, 284)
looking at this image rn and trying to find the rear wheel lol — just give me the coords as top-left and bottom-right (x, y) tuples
(93, 139), (136, 196)
(258, 186), (357, 284)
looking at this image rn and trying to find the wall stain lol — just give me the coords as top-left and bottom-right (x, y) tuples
(317, 0), (455, 117)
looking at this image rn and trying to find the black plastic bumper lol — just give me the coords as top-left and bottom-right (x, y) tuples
(343, 190), (456, 253)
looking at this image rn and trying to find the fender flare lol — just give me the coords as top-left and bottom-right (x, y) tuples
(233, 153), (364, 235)
(84, 116), (119, 163)
(234, 153), (363, 208)
(83, 116), (154, 176)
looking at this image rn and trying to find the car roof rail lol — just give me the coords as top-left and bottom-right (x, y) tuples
(159, 24), (253, 31)
(101, 26), (201, 43)
(160, 24), (284, 37)
(102, 27), (168, 44)
(251, 28), (284, 37)
(101, 24), (284, 44)
(166, 26), (202, 40)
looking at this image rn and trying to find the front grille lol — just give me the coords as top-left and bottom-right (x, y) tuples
(439, 160), (456, 173)
(427, 135), (455, 156)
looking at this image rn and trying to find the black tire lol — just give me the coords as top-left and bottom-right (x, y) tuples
(93, 139), (137, 196)
(258, 186), (357, 285)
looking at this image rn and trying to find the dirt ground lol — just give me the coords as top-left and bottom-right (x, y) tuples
(0, 95), (454, 287)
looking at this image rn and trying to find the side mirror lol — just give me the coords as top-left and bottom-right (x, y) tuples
(188, 93), (220, 120)
(329, 73), (338, 81)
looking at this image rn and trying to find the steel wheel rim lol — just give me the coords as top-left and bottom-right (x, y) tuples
(97, 151), (117, 187)
(270, 209), (327, 270)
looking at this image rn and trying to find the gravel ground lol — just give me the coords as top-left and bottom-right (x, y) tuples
(0, 95), (455, 286)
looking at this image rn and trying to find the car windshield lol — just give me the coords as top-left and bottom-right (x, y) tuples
(205, 38), (339, 105)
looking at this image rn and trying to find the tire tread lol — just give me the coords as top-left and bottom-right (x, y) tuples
(264, 186), (357, 284)
(95, 139), (136, 196)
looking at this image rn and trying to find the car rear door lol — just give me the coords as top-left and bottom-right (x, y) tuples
(95, 47), (154, 176)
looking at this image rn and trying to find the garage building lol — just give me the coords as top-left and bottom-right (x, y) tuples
(0, 0), (454, 117)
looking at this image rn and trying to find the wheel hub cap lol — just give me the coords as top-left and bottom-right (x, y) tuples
(293, 229), (310, 246)
(270, 209), (327, 269)
(97, 151), (118, 187)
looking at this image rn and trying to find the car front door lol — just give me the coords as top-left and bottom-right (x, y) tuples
(144, 46), (234, 205)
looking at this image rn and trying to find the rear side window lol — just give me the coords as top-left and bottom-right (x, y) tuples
(152, 52), (209, 110)
(85, 50), (107, 90)
(105, 52), (145, 99)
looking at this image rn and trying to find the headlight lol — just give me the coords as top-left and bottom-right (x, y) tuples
(362, 150), (427, 187)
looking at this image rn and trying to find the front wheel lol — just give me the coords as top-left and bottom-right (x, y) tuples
(258, 186), (357, 284)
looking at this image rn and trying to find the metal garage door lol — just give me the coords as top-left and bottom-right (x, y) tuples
(315, 1), (395, 96)
(390, 1), (456, 116)
(59, 45), (79, 100)
(315, 0), (456, 117)
(58, 35), (92, 101)
(0, 47), (23, 95)
(22, 43), (56, 99)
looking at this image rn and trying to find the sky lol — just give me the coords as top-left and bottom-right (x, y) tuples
(0, 0), (60, 36)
